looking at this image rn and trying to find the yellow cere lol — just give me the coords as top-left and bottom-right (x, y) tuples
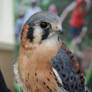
(56, 25), (61, 30)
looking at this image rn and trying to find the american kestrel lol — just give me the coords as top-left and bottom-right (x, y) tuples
(18, 12), (88, 92)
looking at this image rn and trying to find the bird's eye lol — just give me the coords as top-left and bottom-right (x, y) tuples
(40, 22), (48, 28)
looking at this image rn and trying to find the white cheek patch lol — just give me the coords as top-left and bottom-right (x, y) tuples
(33, 26), (43, 43)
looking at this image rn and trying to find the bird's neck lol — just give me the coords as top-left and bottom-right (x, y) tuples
(20, 34), (61, 52)
(19, 35), (61, 65)
(18, 35), (62, 80)
(41, 35), (61, 50)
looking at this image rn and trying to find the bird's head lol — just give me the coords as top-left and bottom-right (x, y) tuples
(21, 12), (63, 48)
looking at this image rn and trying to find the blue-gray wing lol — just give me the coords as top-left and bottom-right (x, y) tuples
(51, 48), (87, 92)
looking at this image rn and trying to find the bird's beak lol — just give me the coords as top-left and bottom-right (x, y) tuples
(56, 27), (64, 35)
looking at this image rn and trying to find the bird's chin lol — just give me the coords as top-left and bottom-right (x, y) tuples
(47, 32), (61, 43)
(47, 32), (55, 39)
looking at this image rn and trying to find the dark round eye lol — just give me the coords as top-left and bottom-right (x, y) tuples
(40, 22), (48, 28)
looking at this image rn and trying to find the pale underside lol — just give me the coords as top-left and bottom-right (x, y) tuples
(18, 35), (67, 92)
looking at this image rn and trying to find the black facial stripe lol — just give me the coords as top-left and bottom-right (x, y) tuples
(41, 28), (50, 40)
(26, 27), (34, 42)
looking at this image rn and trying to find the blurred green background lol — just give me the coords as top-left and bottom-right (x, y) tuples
(13, 0), (92, 47)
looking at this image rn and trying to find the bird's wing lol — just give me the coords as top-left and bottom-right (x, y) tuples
(51, 42), (88, 92)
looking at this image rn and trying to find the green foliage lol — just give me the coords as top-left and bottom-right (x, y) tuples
(86, 61), (92, 90)
(86, 8), (92, 39)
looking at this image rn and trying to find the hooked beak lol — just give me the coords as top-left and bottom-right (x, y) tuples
(56, 27), (64, 35)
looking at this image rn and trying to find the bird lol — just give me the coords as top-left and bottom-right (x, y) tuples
(18, 12), (89, 92)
